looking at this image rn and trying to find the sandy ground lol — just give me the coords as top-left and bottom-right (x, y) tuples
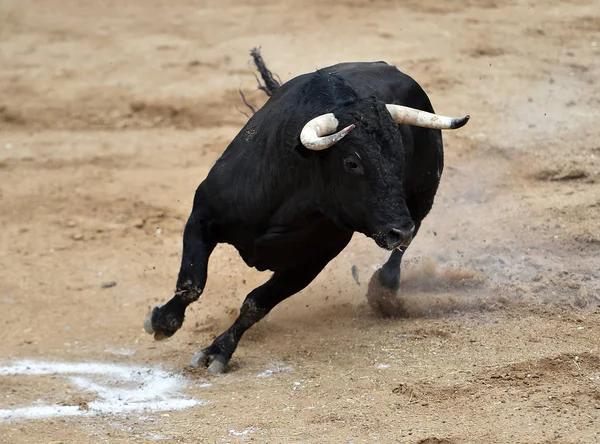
(1, 0), (600, 442)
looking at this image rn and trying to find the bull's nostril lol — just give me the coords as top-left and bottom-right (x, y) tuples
(387, 228), (403, 246)
(386, 225), (414, 248)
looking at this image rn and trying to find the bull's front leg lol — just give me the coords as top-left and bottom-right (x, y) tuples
(143, 208), (216, 340)
(366, 247), (408, 317)
(366, 220), (422, 318)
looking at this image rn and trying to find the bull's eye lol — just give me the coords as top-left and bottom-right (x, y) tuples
(343, 157), (364, 175)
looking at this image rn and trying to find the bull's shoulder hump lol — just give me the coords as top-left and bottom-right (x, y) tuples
(268, 61), (405, 97)
(321, 61), (416, 85)
(321, 60), (392, 74)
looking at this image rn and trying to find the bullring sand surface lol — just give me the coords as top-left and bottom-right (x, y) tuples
(1, 0), (600, 442)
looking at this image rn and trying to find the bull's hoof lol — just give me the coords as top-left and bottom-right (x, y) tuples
(366, 269), (408, 318)
(142, 304), (181, 341)
(190, 349), (229, 374)
(143, 305), (161, 334)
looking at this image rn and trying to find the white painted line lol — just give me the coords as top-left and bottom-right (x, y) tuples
(229, 427), (260, 437)
(0, 360), (207, 422)
(104, 347), (136, 356)
(257, 362), (295, 378)
(0, 405), (83, 421)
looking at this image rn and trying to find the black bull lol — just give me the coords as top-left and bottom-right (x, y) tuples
(143, 54), (470, 373)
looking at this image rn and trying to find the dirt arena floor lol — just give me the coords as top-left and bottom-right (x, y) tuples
(1, 0), (600, 442)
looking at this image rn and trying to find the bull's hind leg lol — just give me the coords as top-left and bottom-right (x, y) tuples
(143, 207), (216, 340)
(190, 260), (329, 373)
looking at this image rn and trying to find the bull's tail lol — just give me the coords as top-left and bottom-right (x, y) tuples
(250, 47), (281, 97)
(237, 47), (282, 117)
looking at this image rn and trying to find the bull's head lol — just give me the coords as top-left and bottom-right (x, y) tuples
(299, 102), (469, 250)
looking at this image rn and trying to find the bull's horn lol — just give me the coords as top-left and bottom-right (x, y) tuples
(386, 104), (470, 129)
(300, 113), (355, 151)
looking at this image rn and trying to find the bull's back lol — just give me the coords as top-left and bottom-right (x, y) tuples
(323, 61), (436, 113)
(256, 61), (434, 117)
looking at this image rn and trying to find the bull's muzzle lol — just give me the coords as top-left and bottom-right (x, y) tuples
(386, 225), (415, 250)
(374, 223), (415, 250)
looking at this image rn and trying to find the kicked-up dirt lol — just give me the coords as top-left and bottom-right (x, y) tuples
(1, 0), (599, 442)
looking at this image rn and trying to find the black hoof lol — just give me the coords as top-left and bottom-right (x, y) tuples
(143, 304), (183, 341)
(190, 349), (229, 374)
(366, 269), (408, 318)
